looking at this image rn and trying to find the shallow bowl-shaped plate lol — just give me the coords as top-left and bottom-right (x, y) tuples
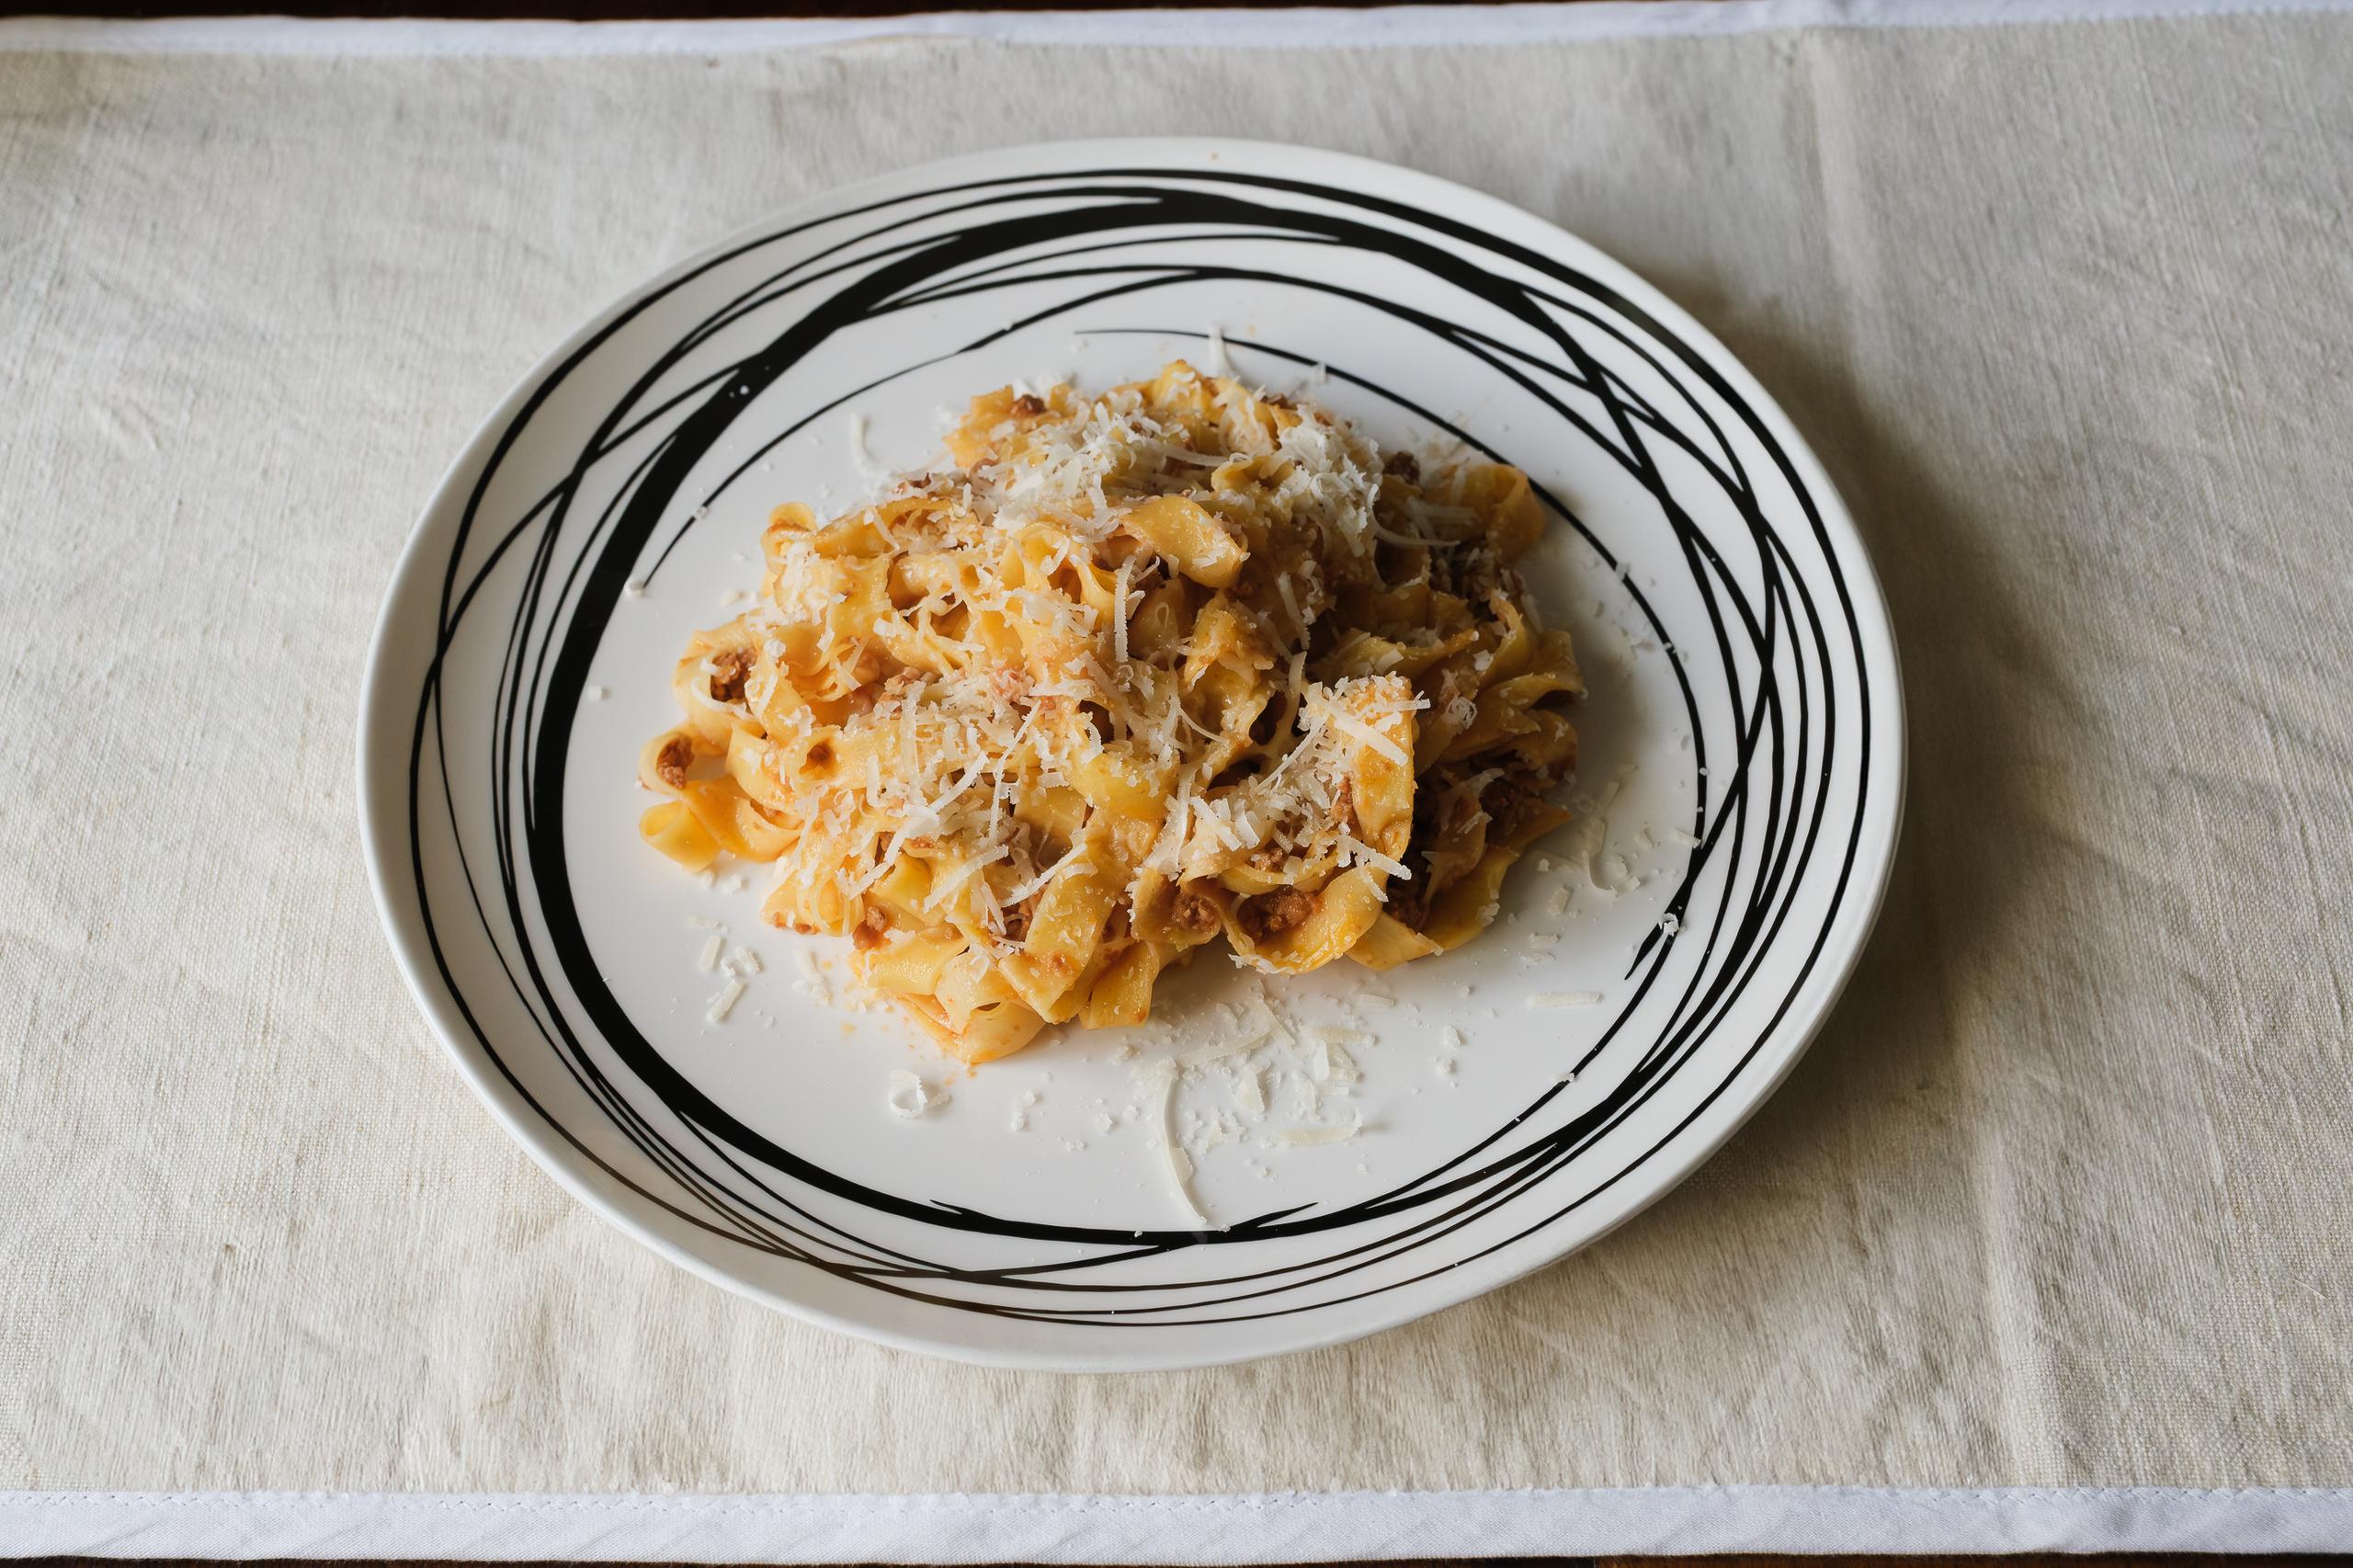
(358, 138), (1902, 1371)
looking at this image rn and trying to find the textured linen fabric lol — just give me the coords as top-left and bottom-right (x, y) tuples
(17, 1485), (2353, 1560)
(1, 8), (2350, 1502)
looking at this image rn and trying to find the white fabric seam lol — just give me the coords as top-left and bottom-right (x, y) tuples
(3, 0), (2353, 57)
(20, 1484), (2353, 1507)
(12, 1485), (2353, 1559)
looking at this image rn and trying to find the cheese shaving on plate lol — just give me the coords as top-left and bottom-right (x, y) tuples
(632, 362), (1586, 1068)
(1269, 1112), (1362, 1148)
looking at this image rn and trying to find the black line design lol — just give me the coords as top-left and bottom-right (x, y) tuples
(386, 155), (1881, 1334)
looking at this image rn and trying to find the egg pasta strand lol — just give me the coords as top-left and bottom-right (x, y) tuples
(638, 363), (1584, 1062)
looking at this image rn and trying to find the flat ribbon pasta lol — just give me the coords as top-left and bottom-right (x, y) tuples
(637, 364), (1584, 1061)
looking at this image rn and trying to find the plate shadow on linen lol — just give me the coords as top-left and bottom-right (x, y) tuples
(1449, 302), (2062, 1376)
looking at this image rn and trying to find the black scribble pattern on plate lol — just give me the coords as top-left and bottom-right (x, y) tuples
(398, 164), (1874, 1325)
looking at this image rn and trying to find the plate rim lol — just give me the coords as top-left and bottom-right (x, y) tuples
(356, 134), (1907, 1372)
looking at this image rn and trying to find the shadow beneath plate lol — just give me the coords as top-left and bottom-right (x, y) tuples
(1489, 289), (2067, 1294)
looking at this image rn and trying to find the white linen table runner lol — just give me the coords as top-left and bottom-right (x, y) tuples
(3, 0), (2350, 1554)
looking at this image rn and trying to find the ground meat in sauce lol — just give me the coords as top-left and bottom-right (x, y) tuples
(655, 736), (693, 788)
(1434, 545), (1508, 607)
(1382, 450), (1420, 482)
(1431, 666), (1476, 732)
(1173, 884), (1223, 935)
(1011, 393), (1047, 416)
(1333, 778), (1358, 836)
(850, 904), (892, 951)
(1387, 865), (1434, 931)
(1481, 775), (1541, 841)
(1000, 897), (1035, 944)
(709, 649), (751, 705)
(1391, 790), (1449, 929)
(1237, 887), (1315, 943)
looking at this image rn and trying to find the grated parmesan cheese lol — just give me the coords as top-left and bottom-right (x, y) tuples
(1527, 991), (1603, 1009)
(1143, 1061), (1210, 1226)
(922, 845), (1010, 911)
(1323, 707), (1408, 767)
(886, 1069), (948, 1118)
(1003, 841), (1090, 904)
(1270, 1113), (1361, 1147)
(1336, 833), (1411, 880)
(1181, 1028), (1272, 1069)
(641, 361), (1585, 1071)
(1245, 990), (1299, 1048)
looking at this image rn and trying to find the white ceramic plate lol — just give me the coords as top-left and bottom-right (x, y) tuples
(358, 139), (1903, 1371)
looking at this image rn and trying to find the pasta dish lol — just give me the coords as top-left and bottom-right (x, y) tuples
(637, 363), (1583, 1062)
